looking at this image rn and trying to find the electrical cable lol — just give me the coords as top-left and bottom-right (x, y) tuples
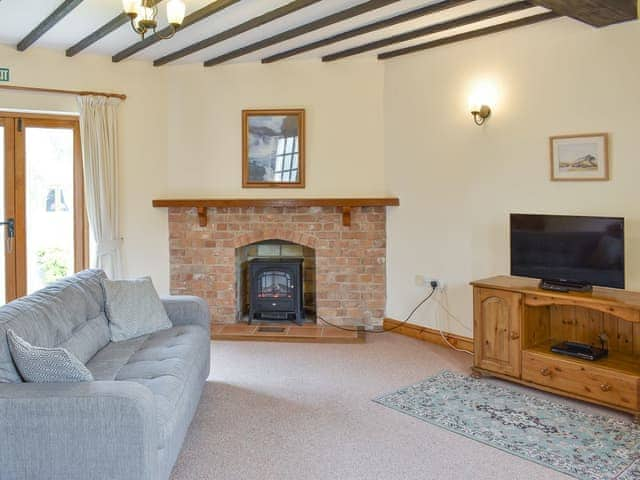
(433, 290), (473, 355)
(435, 299), (473, 356)
(435, 293), (472, 333)
(437, 328), (473, 355)
(316, 285), (437, 334)
(317, 283), (474, 356)
(434, 288), (473, 356)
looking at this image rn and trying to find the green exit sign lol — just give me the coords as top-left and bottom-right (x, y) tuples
(0, 68), (9, 82)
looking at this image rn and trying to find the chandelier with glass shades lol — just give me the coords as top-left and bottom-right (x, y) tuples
(122, 0), (186, 39)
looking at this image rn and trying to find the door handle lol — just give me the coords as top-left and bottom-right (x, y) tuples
(0, 218), (15, 253)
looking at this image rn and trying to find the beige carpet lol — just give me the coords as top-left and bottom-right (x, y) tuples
(169, 333), (612, 480)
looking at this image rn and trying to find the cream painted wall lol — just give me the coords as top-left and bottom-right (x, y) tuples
(164, 59), (386, 197)
(3, 17), (639, 328)
(0, 48), (386, 295)
(0, 45), (170, 293)
(384, 18), (640, 336)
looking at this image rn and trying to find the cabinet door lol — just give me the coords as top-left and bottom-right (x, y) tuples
(474, 288), (522, 377)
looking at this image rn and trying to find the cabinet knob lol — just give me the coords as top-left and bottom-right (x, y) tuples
(510, 332), (520, 340)
(600, 384), (612, 392)
(540, 367), (551, 377)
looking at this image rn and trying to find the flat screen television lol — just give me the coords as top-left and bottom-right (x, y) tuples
(510, 214), (625, 291)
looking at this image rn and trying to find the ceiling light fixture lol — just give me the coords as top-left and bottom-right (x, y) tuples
(122, 0), (186, 40)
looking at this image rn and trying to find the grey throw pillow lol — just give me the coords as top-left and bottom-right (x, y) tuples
(7, 330), (94, 383)
(103, 277), (172, 342)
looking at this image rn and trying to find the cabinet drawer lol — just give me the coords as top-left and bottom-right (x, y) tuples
(522, 351), (639, 410)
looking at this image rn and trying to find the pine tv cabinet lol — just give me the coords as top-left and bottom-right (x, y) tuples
(471, 276), (640, 421)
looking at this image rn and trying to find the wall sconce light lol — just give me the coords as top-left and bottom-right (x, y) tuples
(470, 104), (491, 126)
(468, 82), (497, 126)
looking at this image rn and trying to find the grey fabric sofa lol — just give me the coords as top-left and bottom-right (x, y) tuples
(0, 269), (211, 480)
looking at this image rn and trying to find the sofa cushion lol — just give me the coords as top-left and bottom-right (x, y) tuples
(86, 334), (150, 381)
(106, 325), (210, 449)
(103, 277), (172, 342)
(7, 330), (94, 383)
(59, 314), (111, 364)
(0, 269), (107, 383)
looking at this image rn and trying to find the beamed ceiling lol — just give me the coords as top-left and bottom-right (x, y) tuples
(0, 0), (636, 66)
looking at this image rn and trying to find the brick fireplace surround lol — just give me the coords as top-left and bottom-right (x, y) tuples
(167, 205), (388, 327)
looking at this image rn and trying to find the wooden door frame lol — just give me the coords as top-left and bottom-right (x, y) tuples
(7, 113), (87, 298)
(1, 117), (17, 302)
(0, 111), (79, 122)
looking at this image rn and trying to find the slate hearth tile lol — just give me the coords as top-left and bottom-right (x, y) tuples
(288, 326), (323, 337)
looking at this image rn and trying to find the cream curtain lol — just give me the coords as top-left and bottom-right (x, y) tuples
(77, 95), (122, 278)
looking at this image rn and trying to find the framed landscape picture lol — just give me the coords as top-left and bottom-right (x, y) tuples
(242, 109), (305, 188)
(550, 133), (609, 181)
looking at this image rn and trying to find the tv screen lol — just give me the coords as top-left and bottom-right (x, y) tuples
(510, 214), (625, 289)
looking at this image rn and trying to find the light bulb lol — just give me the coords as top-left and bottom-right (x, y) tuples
(167, 0), (186, 26)
(468, 81), (498, 113)
(122, 0), (141, 15)
(137, 5), (155, 21)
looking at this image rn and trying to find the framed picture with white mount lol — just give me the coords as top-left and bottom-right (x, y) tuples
(550, 133), (609, 181)
(242, 109), (305, 188)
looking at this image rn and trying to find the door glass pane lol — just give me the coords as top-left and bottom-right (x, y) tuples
(0, 126), (5, 305)
(25, 127), (75, 294)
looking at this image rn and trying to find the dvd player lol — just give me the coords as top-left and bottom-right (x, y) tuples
(551, 341), (608, 361)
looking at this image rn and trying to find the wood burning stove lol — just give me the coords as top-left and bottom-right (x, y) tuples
(248, 258), (304, 325)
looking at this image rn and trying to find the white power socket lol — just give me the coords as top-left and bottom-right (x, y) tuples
(414, 275), (446, 292)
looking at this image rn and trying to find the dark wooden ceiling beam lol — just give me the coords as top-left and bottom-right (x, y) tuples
(112, 0), (241, 63)
(322, 0), (533, 62)
(67, 14), (128, 57)
(17, 0), (84, 51)
(378, 11), (559, 59)
(66, 0), (162, 57)
(153, 0), (323, 66)
(262, 0), (475, 64)
(203, 0), (401, 67)
(529, 0), (635, 27)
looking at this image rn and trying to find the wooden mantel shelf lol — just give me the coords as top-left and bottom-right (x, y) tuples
(152, 197), (400, 227)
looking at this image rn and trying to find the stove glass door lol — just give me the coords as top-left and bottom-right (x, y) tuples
(257, 270), (293, 299)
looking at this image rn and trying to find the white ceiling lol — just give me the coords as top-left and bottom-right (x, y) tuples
(0, 0), (552, 66)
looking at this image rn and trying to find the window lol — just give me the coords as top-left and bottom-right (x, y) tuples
(46, 186), (70, 212)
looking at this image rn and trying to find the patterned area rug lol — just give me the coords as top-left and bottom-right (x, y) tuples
(374, 371), (640, 480)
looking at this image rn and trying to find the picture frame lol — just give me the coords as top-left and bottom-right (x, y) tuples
(549, 133), (609, 181)
(242, 109), (305, 188)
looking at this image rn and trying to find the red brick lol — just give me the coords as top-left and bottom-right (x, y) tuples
(168, 206), (387, 325)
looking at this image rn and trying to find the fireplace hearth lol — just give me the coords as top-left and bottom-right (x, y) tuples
(249, 258), (304, 325)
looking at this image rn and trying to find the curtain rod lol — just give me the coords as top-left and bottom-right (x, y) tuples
(0, 84), (127, 100)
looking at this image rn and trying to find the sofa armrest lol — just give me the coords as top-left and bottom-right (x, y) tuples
(0, 381), (158, 480)
(161, 295), (211, 331)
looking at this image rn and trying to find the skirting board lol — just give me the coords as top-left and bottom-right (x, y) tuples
(383, 318), (474, 353)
